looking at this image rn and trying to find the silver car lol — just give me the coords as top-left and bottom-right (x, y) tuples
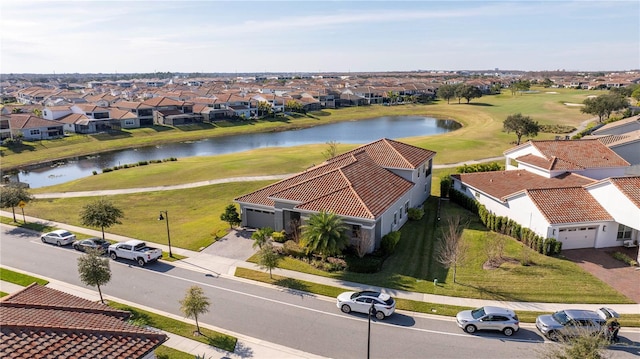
(535, 309), (608, 341)
(41, 230), (76, 246)
(456, 306), (520, 336)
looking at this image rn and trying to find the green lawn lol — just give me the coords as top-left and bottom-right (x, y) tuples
(108, 301), (237, 352)
(246, 198), (632, 304)
(0, 267), (49, 286)
(155, 346), (196, 359)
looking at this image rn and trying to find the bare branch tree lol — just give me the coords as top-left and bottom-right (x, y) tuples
(436, 216), (468, 283)
(287, 219), (301, 243)
(322, 140), (339, 160)
(484, 235), (507, 267)
(354, 228), (373, 258)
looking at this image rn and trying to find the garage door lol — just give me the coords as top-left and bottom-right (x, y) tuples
(558, 226), (597, 250)
(245, 208), (274, 229)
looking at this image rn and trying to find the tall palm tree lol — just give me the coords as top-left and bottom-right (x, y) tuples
(300, 211), (349, 259)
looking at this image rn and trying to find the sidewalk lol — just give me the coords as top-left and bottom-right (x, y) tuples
(0, 273), (326, 359)
(3, 213), (639, 315)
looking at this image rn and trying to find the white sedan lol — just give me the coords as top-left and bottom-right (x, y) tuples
(336, 291), (396, 320)
(41, 230), (76, 246)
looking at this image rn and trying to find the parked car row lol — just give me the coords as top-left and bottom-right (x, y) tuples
(40, 231), (162, 267)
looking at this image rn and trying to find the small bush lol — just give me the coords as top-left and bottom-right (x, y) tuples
(137, 160), (149, 166)
(345, 255), (383, 273)
(381, 231), (401, 256)
(407, 207), (424, 221)
(612, 251), (638, 266)
(283, 240), (305, 258)
(271, 231), (286, 243)
(92, 170), (98, 175)
(102, 167), (113, 173)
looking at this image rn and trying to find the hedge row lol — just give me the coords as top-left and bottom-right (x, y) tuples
(97, 157), (178, 174)
(449, 188), (562, 255)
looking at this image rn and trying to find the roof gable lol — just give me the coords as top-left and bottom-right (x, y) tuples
(328, 138), (435, 169)
(528, 139), (629, 169)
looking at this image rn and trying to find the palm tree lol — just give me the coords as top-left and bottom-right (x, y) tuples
(300, 211), (349, 259)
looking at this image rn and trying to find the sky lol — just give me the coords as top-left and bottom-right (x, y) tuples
(1, 0), (639, 74)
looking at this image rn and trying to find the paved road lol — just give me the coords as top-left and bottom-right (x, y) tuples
(2, 226), (640, 359)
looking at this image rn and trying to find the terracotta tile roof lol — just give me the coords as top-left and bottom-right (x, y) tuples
(329, 138), (436, 169)
(591, 131), (640, 147)
(609, 176), (640, 208)
(451, 170), (595, 201)
(9, 114), (62, 129)
(513, 139), (630, 170)
(57, 113), (88, 124)
(107, 108), (137, 120)
(236, 140), (421, 219)
(141, 96), (186, 107)
(0, 284), (166, 359)
(114, 101), (152, 110)
(527, 187), (613, 224)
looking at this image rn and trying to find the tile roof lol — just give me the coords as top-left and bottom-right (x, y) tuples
(451, 170), (595, 201)
(328, 138), (436, 169)
(590, 130), (640, 147)
(527, 187), (613, 224)
(512, 139), (630, 170)
(0, 284), (166, 359)
(609, 176), (640, 208)
(141, 96), (187, 107)
(236, 139), (430, 219)
(9, 114), (62, 129)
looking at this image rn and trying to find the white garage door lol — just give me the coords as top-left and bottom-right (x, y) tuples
(245, 208), (274, 229)
(558, 226), (597, 250)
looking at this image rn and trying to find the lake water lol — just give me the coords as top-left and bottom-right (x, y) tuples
(18, 116), (460, 188)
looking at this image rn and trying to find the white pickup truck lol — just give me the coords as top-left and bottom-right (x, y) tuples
(108, 240), (163, 266)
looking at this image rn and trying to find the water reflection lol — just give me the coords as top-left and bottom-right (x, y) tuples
(17, 116), (459, 188)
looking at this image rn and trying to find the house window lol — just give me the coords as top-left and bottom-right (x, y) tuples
(124, 120), (134, 125)
(399, 206), (403, 219)
(617, 224), (632, 240)
(474, 191), (480, 199)
(426, 159), (432, 176)
(460, 184), (467, 191)
(404, 202), (409, 214)
(418, 165), (421, 177)
(393, 212), (397, 225)
(30, 129), (40, 135)
(424, 184), (428, 193)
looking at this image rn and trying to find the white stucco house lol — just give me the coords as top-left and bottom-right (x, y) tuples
(235, 138), (436, 253)
(451, 139), (639, 252)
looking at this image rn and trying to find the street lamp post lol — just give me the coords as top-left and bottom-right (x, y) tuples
(158, 210), (172, 257)
(367, 301), (376, 359)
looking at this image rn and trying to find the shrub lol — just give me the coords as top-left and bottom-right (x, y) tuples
(283, 240), (305, 258)
(407, 207), (424, 221)
(92, 170), (98, 175)
(137, 160), (149, 166)
(440, 177), (452, 198)
(271, 231), (286, 243)
(612, 251), (639, 267)
(312, 257), (347, 272)
(102, 167), (113, 173)
(345, 255), (383, 273)
(381, 231), (401, 256)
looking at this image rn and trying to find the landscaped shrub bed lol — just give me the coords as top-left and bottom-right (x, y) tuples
(99, 157), (177, 174)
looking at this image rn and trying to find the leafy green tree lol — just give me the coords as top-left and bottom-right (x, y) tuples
(257, 242), (281, 278)
(581, 93), (629, 122)
(300, 211), (349, 259)
(179, 286), (211, 335)
(386, 91), (399, 105)
(457, 84), (483, 103)
(251, 227), (274, 249)
(257, 100), (273, 117)
(0, 184), (33, 222)
(510, 80), (531, 95)
(541, 78), (554, 88)
(285, 100), (303, 113)
(220, 204), (241, 229)
(77, 247), (111, 303)
(437, 84), (457, 104)
(631, 87), (640, 102)
(79, 198), (124, 241)
(503, 113), (540, 145)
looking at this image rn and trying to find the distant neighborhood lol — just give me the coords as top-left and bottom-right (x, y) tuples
(1, 70), (639, 141)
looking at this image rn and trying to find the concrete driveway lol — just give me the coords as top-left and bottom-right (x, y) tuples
(202, 228), (258, 261)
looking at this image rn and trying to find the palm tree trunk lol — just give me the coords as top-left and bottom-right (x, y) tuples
(195, 316), (201, 334)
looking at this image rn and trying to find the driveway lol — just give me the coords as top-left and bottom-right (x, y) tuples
(563, 246), (640, 303)
(201, 228), (257, 261)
